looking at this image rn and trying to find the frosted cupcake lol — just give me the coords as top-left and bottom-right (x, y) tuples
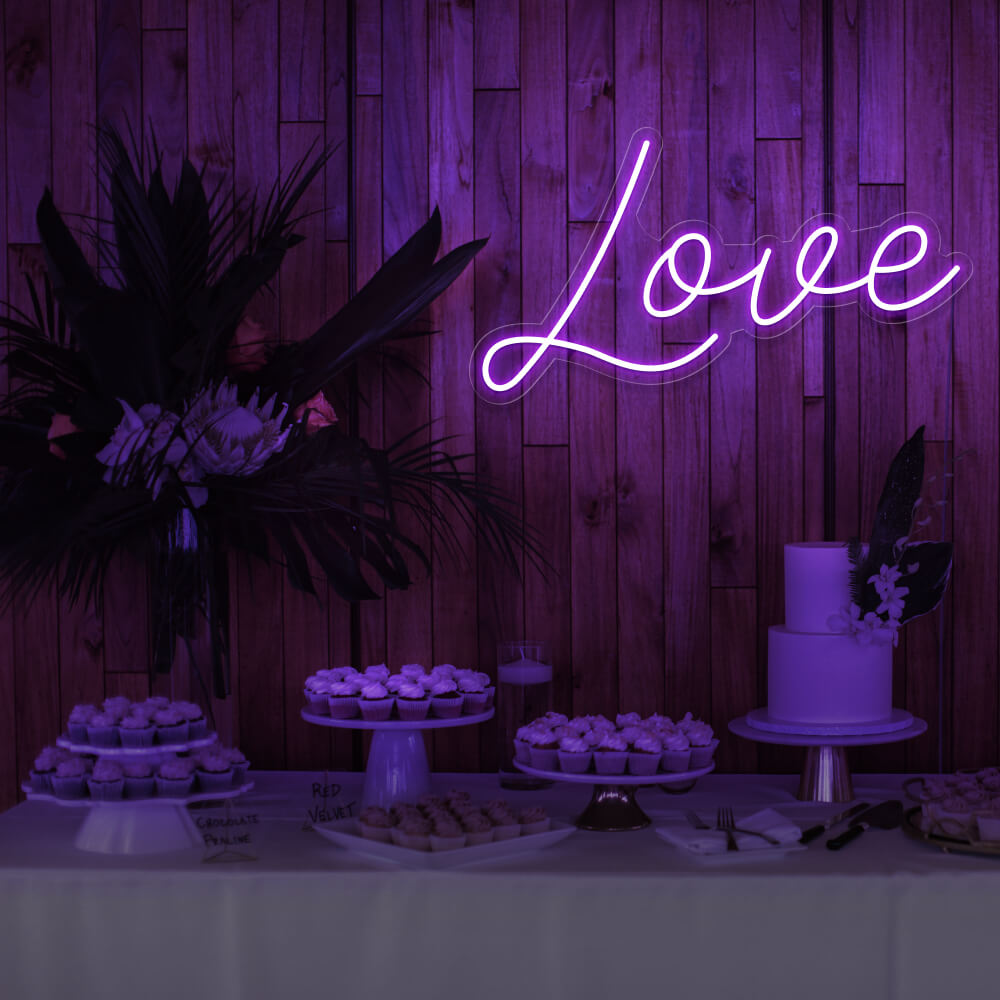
(153, 707), (189, 744)
(329, 666), (358, 683)
(593, 731), (629, 775)
(222, 747), (250, 785)
(429, 818), (466, 851)
(87, 760), (125, 801)
(659, 728), (692, 772)
(396, 681), (431, 721)
(461, 812), (494, 846)
(457, 673), (489, 714)
(429, 678), (464, 719)
(155, 759), (195, 798)
(431, 663), (458, 680)
(679, 714), (718, 767)
(391, 815), (432, 850)
(102, 696), (133, 722)
(513, 725), (536, 764)
(557, 734), (592, 774)
(304, 675), (332, 715)
(67, 704), (99, 743)
(30, 747), (68, 793)
(488, 809), (521, 841)
(628, 731), (663, 776)
(51, 757), (89, 799)
(359, 806), (395, 842)
(86, 712), (120, 747)
(385, 673), (406, 694)
(197, 753), (235, 793)
(119, 712), (155, 748)
(175, 701), (208, 740)
(327, 678), (362, 719)
(123, 761), (155, 798)
(616, 711), (642, 728)
(526, 726), (559, 770)
(363, 663), (391, 683)
(358, 680), (394, 721)
(518, 806), (550, 835)
(400, 663), (426, 680)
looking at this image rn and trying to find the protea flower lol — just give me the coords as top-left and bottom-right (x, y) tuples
(182, 379), (290, 477)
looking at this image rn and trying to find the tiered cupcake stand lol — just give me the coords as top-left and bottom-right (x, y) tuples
(23, 733), (253, 855)
(301, 708), (494, 810)
(513, 760), (715, 831)
(729, 710), (927, 803)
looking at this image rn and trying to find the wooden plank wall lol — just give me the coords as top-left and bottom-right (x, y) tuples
(1, 0), (997, 809)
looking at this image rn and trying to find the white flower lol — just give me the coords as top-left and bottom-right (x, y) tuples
(876, 584), (908, 620)
(868, 563), (903, 600)
(96, 401), (206, 506)
(827, 603), (862, 634)
(181, 380), (290, 477)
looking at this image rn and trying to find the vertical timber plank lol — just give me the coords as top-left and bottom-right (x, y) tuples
(568, 223), (616, 717)
(280, 0), (324, 123)
(859, 0), (903, 184)
(474, 89), (523, 768)
(521, 0), (567, 444)
(755, 0), (801, 139)
(474, 0), (518, 89)
(142, 27), (186, 191)
(428, 0), (479, 771)
(952, 0), (998, 769)
(324, 0), (349, 241)
(567, 0), (613, 224)
(708, 0), (756, 588)
(615, 0), (663, 714)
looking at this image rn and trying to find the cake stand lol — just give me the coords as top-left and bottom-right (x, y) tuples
(22, 781), (254, 855)
(513, 760), (715, 831)
(729, 714), (927, 803)
(301, 708), (494, 810)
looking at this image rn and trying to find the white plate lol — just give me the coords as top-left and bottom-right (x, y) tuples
(301, 708), (494, 731)
(313, 818), (575, 869)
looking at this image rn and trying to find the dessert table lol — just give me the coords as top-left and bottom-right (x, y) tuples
(0, 771), (997, 1000)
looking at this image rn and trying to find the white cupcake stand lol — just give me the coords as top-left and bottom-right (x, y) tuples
(513, 760), (715, 831)
(729, 712), (928, 803)
(301, 708), (494, 810)
(23, 734), (254, 855)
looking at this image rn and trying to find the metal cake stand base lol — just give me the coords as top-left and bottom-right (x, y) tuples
(729, 715), (928, 803)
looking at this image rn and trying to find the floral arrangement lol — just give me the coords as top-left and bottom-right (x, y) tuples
(828, 426), (953, 646)
(0, 126), (529, 697)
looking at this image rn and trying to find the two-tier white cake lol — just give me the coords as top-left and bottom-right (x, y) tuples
(764, 542), (894, 727)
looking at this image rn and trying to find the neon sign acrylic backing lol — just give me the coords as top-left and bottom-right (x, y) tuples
(472, 127), (971, 401)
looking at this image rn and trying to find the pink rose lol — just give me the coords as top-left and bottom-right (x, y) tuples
(293, 391), (338, 435)
(47, 413), (79, 459)
(226, 316), (272, 373)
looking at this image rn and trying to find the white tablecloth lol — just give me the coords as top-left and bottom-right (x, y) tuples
(1, 771), (997, 999)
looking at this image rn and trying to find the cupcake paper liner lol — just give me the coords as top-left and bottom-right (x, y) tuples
(627, 752), (661, 776)
(87, 778), (125, 801)
(528, 746), (559, 771)
(50, 775), (87, 799)
(660, 748), (692, 772)
(491, 823), (521, 841)
(124, 776), (156, 799)
(360, 823), (394, 843)
(396, 698), (431, 722)
(86, 725), (120, 748)
(557, 749), (592, 774)
(155, 775), (195, 798)
(688, 740), (719, 768)
(119, 728), (155, 748)
(430, 696), (464, 719)
(156, 722), (190, 745)
(304, 693), (330, 716)
(187, 718), (209, 741)
(327, 696), (359, 719)
(461, 692), (489, 715)
(197, 769), (235, 794)
(359, 698), (394, 722)
(593, 751), (629, 775)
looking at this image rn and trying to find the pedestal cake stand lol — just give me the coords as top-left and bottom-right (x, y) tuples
(301, 709), (494, 809)
(513, 760), (715, 831)
(22, 781), (254, 855)
(729, 712), (927, 803)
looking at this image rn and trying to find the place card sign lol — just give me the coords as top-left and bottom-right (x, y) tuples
(305, 777), (357, 827)
(473, 127), (971, 400)
(198, 803), (259, 863)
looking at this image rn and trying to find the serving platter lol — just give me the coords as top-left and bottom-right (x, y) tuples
(902, 806), (1000, 858)
(313, 817), (575, 869)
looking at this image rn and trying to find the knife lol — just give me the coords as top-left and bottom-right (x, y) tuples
(799, 801), (870, 844)
(826, 800), (903, 850)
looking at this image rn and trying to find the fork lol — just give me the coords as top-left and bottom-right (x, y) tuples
(716, 806), (739, 851)
(715, 806), (783, 847)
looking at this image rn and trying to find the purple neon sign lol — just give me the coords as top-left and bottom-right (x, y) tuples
(473, 129), (971, 399)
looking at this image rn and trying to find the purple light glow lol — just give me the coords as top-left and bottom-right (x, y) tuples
(474, 131), (970, 400)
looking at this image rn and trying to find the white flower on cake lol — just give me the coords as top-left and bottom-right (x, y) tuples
(868, 563), (903, 599)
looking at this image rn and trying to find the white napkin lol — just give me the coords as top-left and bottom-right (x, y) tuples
(657, 808), (802, 855)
